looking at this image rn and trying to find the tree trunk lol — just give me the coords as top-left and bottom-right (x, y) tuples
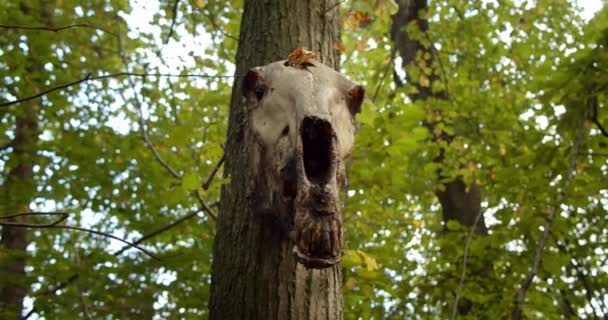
(0, 4), (46, 316)
(0, 99), (38, 317)
(390, 0), (487, 315)
(390, 0), (487, 233)
(209, 1), (343, 319)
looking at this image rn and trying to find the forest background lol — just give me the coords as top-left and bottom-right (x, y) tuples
(0, 0), (607, 319)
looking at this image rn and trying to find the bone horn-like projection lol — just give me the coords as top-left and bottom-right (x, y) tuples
(242, 59), (364, 269)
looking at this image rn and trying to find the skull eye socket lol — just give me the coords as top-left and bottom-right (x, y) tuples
(281, 125), (289, 137)
(302, 117), (334, 185)
(255, 86), (265, 101)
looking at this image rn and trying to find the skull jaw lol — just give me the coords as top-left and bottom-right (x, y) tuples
(293, 245), (341, 269)
(291, 184), (342, 269)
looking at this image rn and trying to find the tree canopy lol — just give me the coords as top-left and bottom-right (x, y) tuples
(0, 0), (607, 319)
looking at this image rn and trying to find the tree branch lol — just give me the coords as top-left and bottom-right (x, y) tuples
(512, 104), (589, 319)
(194, 190), (217, 220)
(0, 71), (235, 108)
(204, 5), (238, 42)
(0, 212), (158, 260)
(164, 0), (181, 44)
(112, 210), (201, 256)
(450, 207), (485, 320)
(0, 23), (116, 36)
(116, 36), (217, 220)
(202, 152), (225, 190)
(371, 50), (395, 103)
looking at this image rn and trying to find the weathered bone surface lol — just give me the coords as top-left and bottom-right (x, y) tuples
(242, 60), (364, 269)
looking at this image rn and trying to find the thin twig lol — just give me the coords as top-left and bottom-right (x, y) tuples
(112, 210), (201, 256)
(202, 152), (225, 190)
(372, 50), (396, 103)
(0, 71), (235, 108)
(136, 103), (181, 179)
(204, 6), (238, 41)
(0, 211), (68, 220)
(553, 234), (606, 318)
(116, 33), (217, 221)
(0, 212), (69, 227)
(0, 23), (116, 36)
(164, 0), (181, 44)
(449, 208), (484, 320)
(591, 96), (608, 137)
(194, 190), (217, 220)
(27, 208), (205, 319)
(512, 103), (589, 320)
(0, 221), (158, 260)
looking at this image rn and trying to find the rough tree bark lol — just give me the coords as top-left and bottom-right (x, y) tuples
(209, 1), (344, 319)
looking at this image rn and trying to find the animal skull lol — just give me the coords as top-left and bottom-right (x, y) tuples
(242, 60), (364, 269)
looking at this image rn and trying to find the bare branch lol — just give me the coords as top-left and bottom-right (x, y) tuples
(112, 210), (201, 256)
(204, 6), (238, 41)
(164, 0), (181, 44)
(0, 211), (68, 220)
(0, 220), (158, 260)
(512, 104), (589, 319)
(136, 103), (182, 179)
(202, 152), (225, 190)
(0, 71), (235, 108)
(450, 209), (485, 320)
(0, 23), (116, 37)
(116, 35), (217, 221)
(371, 50), (396, 103)
(194, 190), (217, 220)
(0, 211), (69, 227)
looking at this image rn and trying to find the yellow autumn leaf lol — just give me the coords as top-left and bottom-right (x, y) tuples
(419, 75), (430, 87)
(356, 250), (378, 271)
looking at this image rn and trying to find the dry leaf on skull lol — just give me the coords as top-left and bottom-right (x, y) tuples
(287, 47), (318, 67)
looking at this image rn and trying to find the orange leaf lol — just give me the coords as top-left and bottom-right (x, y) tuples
(334, 43), (346, 53)
(287, 47), (318, 67)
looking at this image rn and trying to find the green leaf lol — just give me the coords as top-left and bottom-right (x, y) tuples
(182, 172), (201, 191)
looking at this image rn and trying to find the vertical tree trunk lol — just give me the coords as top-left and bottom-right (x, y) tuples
(390, 0), (487, 315)
(0, 98), (38, 317)
(209, 1), (343, 319)
(391, 0), (487, 232)
(0, 3), (46, 316)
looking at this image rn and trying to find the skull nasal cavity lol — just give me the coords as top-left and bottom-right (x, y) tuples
(301, 117), (334, 185)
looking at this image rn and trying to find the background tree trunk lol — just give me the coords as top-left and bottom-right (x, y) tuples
(0, 99), (38, 318)
(391, 0), (487, 234)
(390, 0), (487, 315)
(209, 1), (344, 319)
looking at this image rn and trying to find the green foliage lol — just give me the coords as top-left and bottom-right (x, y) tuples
(0, 0), (607, 318)
(341, 0), (608, 318)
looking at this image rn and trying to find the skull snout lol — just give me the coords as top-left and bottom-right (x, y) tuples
(291, 117), (342, 269)
(301, 117), (336, 185)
